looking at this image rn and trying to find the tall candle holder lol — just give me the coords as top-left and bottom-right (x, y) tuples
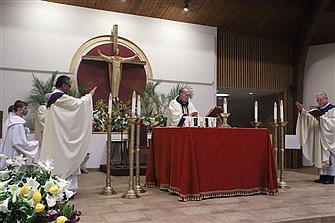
(250, 121), (262, 128)
(218, 113), (230, 128)
(121, 117), (140, 199)
(100, 117), (116, 195)
(134, 118), (146, 194)
(278, 121), (288, 189)
(271, 122), (279, 182)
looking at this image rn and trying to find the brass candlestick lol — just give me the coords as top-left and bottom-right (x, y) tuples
(134, 118), (146, 194)
(278, 121), (288, 189)
(271, 121), (279, 182)
(101, 116), (116, 195)
(218, 113), (230, 128)
(121, 117), (139, 199)
(250, 121), (262, 128)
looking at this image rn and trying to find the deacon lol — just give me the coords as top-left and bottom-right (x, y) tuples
(0, 100), (39, 170)
(295, 92), (335, 184)
(167, 87), (198, 126)
(40, 75), (97, 191)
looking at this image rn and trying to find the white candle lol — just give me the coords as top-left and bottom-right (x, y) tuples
(223, 98), (227, 113)
(254, 101), (258, 122)
(108, 93), (112, 118)
(274, 102), (277, 122)
(131, 91), (136, 118)
(280, 100), (284, 122)
(137, 95), (141, 117)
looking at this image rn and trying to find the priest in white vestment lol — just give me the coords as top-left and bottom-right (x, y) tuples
(0, 101), (39, 170)
(167, 87), (198, 126)
(296, 92), (335, 184)
(40, 75), (96, 191)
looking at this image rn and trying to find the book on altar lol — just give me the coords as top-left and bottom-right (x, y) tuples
(308, 108), (324, 117)
(206, 106), (224, 117)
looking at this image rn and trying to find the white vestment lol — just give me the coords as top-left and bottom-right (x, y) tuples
(1, 112), (15, 140)
(39, 93), (93, 181)
(34, 104), (46, 161)
(296, 108), (335, 175)
(34, 104), (46, 143)
(167, 97), (198, 126)
(0, 115), (39, 169)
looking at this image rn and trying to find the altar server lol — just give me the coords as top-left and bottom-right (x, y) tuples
(0, 100), (39, 170)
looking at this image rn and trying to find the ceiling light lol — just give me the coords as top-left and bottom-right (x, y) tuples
(183, 0), (190, 12)
(217, 93), (230, 97)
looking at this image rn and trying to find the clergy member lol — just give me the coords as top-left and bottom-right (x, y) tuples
(295, 92), (335, 184)
(0, 100), (39, 170)
(167, 87), (198, 126)
(40, 75), (97, 191)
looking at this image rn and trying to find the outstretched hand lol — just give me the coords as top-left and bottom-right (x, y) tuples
(295, 102), (304, 111)
(89, 86), (97, 95)
(190, 111), (198, 117)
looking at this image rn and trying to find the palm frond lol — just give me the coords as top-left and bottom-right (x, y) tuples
(27, 71), (59, 107)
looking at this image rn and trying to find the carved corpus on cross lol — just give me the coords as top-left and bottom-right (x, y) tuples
(82, 25), (146, 98)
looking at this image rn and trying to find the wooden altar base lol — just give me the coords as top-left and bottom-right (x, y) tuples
(99, 164), (147, 176)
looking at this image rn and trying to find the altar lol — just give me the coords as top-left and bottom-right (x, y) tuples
(145, 127), (278, 201)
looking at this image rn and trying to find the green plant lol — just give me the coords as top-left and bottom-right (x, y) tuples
(92, 99), (131, 132)
(139, 81), (193, 128)
(27, 71), (58, 106)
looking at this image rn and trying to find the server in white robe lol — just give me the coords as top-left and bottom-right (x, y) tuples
(39, 75), (96, 190)
(296, 92), (335, 184)
(167, 87), (198, 126)
(0, 101), (39, 170)
(34, 93), (51, 162)
(1, 105), (15, 141)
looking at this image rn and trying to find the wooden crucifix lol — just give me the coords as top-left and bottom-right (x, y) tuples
(82, 25), (146, 98)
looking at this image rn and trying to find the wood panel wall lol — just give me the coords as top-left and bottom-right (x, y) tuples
(217, 31), (295, 133)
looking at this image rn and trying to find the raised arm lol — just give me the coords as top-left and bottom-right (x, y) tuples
(97, 49), (113, 63)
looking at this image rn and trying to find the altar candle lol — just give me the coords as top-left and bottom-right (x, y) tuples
(254, 101), (258, 122)
(274, 102), (277, 122)
(137, 95), (141, 117)
(131, 91), (136, 118)
(223, 98), (227, 113)
(108, 93), (112, 118)
(280, 100), (284, 122)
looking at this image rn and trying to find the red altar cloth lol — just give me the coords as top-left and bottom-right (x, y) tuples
(145, 127), (278, 201)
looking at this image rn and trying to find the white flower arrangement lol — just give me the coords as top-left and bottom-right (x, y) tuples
(0, 154), (80, 223)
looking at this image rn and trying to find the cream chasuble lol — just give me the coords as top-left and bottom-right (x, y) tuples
(296, 108), (335, 169)
(40, 94), (93, 179)
(167, 97), (198, 126)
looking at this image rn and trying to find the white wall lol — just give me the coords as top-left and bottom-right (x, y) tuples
(0, 1), (217, 117)
(1, 1), (217, 168)
(302, 43), (335, 166)
(304, 43), (335, 108)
